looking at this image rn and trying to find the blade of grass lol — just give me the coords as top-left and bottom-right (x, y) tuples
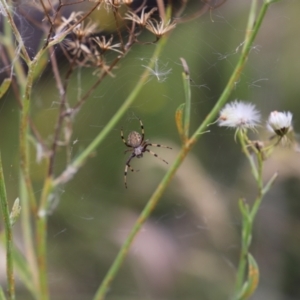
(236, 254), (260, 300)
(0, 153), (15, 300)
(19, 174), (39, 297)
(0, 287), (7, 300)
(0, 78), (11, 99)
(175, 103), (185, 142)
(180, 57), (191, 139)
(0, 231), (37, 298)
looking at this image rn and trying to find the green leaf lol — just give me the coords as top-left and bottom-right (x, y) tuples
(238, 198), (250, 221)
(9, 198), (21, 227)
(0, 232), (37, 298)
(180, 58), (191, 139)
(33, 51), (48, 81)
(13, 247), (38, 298)
(0, 287), (7, 300)
(262, 172), (278, 195)
(238, 254), (260, 299)
(0, 78), (11, 99)
(175, 103), (185, 143)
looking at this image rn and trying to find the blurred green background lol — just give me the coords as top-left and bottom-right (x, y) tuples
(1, 0), (300, 299)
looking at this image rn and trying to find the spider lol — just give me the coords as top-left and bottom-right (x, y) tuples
(121, 118), (172, 188)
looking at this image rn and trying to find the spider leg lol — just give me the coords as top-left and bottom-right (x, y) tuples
(124, 164), (129, 189)
(127, 159), (139, 172)
(138, 118), (145, 142)
(124, 164), (139, 188)
(124, 154), (138, 188)
(121, 127), (131, 147)
(145, 149), (168, 164)
(146, 143), (172, 150)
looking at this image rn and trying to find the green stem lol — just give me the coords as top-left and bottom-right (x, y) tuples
(18, 39), (49, 300)
(94, 1), (274, 299)
(2, 3), (40, 295)
(19, 61), (38, 213)
(54, 36), (168, 185)
(93, 140), (194, 300)
(0, 288), (7, 300)
(181, 58), (191, 139)
(234, 212), (253, 297)
(35, 215), (49, 300)
(35, 176), (53, 300)
(193, 0), (269, 138)
(238, 131), (259, 181)
(234, 133), (262, 297)
(0, 154), (15, 300)
(20, 174), (39, 297)
(0, 287), (6, 300)
(231, 1), (275, 289)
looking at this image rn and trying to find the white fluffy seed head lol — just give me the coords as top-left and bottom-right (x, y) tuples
(218, 100), (261, 130)
(267, 111), (293, 136)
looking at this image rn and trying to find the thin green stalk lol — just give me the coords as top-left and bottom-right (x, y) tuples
(2, 3), (40, 295)
(93, 1), (274, 299)
(233, 154), (276, 299)
(181, 58), (191, 139)
(2, 0), (39, 217)
(54, 36), (168, 185)
(234, 229), (252, 298)
(35, 175), (53, 300)
(93, 139), (195, 300)
(249, 169), (277, 223)
(18, 30), (51, 218)
(0, 288), (7, 300)
(238, 131), (259, 181)
(233, 96), (278, 297)
(19, 64), (38, 213)
(20, 174), (39, 297)
(0, 154), (15, 300)
(234, 132), (262, 297)
(193, 0), (270, 138)
(18, 38), (50, 300)
(0, 231), (38, 298)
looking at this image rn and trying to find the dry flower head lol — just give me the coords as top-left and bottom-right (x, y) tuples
(218, 101), (261, 130)
(125, 7), (158, 27)
(145, 19), (176, 39)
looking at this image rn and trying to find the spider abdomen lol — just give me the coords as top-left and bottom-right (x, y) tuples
(127, 131), (142, 147)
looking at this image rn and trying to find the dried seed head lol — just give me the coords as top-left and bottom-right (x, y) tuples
(145, 19), (176, 39)
(55, 11), (84, 38)
(72, 21), (99, 40)
(90, 0), (133, 10)
(92, 36), (123, 54)
(125, 7), (158, 27)
(218, 101), (261, 130)
(267, 111), (293, 137)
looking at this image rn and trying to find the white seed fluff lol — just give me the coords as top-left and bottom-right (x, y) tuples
(218, 101), (261, 129)
(267, 111), (293, 133)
